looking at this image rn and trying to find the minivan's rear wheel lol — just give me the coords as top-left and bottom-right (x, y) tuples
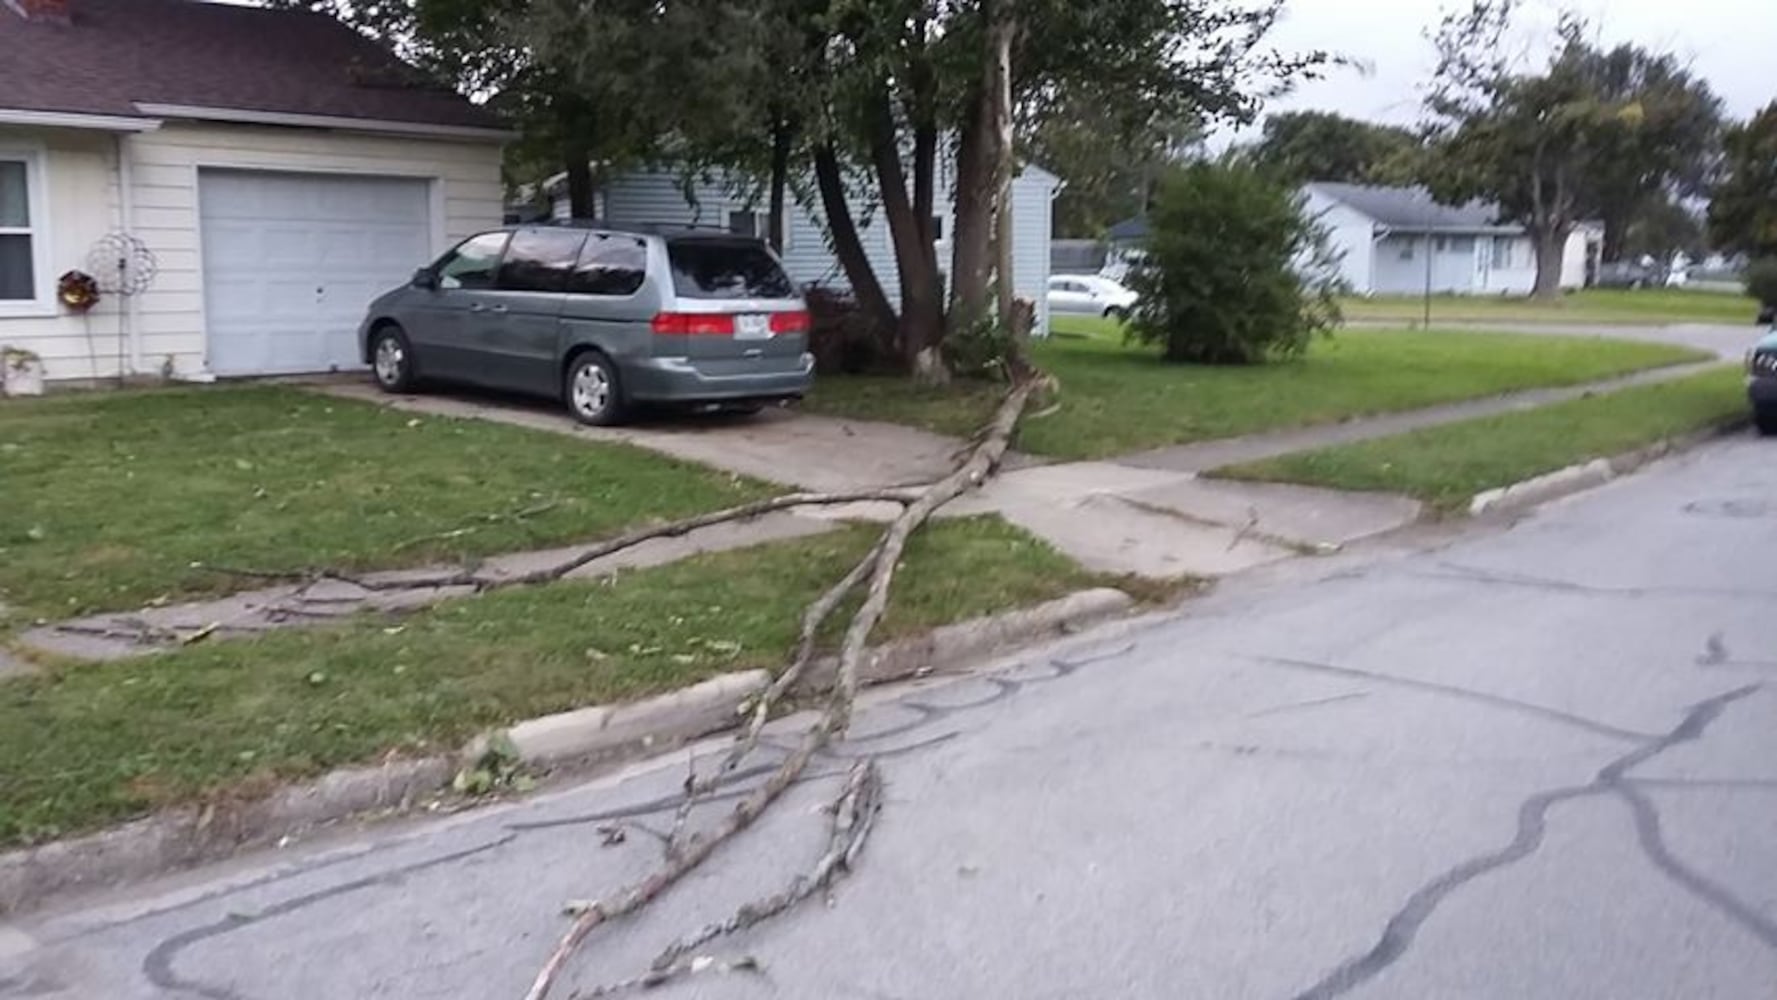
(1103, 306), (1128, 322)
(370, 325), (416, 393)
(565, 352), (626, 426)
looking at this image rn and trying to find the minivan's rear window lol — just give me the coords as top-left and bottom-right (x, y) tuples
(667, 238), (795, 300)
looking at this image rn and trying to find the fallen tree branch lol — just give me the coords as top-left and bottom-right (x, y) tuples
(524, 374), (1043, 1000)
(666, 539), (887, 858)
(390, 499), (563, 553)
(200, 487), (921, 600)
(652, 759), (882, 976)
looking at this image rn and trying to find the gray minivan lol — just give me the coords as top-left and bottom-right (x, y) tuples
(357, 223), (814, 425)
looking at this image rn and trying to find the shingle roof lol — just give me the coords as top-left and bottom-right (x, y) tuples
(1106, 216), (1148, 242)
(0, 0), (500, 131)
(1307, 182), (1510, 232)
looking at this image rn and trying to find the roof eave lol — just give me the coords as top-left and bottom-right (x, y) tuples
(0, 108), (163, 132)
(133, 103), (513, 141)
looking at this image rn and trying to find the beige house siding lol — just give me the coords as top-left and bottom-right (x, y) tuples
(0, 121), (501, 382)
(0, 127), (126, 379)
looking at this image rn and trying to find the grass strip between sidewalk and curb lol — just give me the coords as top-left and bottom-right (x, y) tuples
(803, 324), (1710, 460)
(1213, 366), (1748, 513)
(0, 515), (1104, 849)
(0, 385), (774, 629)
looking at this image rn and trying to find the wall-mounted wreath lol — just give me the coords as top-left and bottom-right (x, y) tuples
(57, 270), (101, 313)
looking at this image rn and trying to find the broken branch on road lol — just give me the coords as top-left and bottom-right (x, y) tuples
(523, 371), (1046, 1000)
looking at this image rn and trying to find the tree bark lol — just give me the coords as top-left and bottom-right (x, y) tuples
(813, 145), (899, 340)
(1531, 224), (1569, 301)
(767, 119), (793, 254)
(988, 10), (1017, 321)
(866, 88), (945, 376)
(564, 141), (595, 220)
(949, 88), (997, 335)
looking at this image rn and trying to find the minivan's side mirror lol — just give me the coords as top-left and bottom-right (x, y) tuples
(412, 268), (439, 290)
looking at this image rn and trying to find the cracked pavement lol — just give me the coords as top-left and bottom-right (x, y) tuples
(5, 433), (1777, 999)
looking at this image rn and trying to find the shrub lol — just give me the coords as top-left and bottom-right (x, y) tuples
(1745, 257), (1777, 307)
(805, 285), (892, 374)
(1126, 161), (1343, 364)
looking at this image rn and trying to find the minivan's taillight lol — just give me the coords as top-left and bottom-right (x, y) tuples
(769, 310), (811, 334)
(651, 312), (735, 336)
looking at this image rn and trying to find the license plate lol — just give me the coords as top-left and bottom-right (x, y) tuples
(735, 314), (770, 339)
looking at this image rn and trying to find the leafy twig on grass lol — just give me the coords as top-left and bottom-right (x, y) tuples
(389, 499), (563, 553)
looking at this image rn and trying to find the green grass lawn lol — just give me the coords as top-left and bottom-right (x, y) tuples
(804, 321), (1709, 460)
(1341, 288), (1760, 326)
(0, 386), (771, 627)
(0, 516), (1100, 846)
(1216, 366), (1747, 512)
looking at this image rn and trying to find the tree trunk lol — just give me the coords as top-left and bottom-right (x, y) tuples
(1531, 224), (1569, 301)
(564, 141), (595, 220)
(813, 145), (899, 340)
(866, 89), (944, 377)
(767, 120), (793, 254)
(949, 89), (997, 335)
(913, 123), (936, 247)
(988, 11), (1016, 322)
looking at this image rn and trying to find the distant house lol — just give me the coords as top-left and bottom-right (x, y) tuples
(1, 0), (505, 382)
(541, 163), (1063, 335)
(1302, 182), (1597, 296)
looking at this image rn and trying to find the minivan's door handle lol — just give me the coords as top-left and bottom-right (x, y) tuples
(469, 303), (485, 313)
(490, 304), (509, 314)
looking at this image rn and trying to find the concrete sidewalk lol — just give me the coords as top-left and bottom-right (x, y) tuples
(312, 379), (1429, 584)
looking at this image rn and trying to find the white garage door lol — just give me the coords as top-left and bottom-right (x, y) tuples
(199, 170), (432, 376)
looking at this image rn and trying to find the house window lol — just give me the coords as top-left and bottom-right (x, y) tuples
(1491, 237), (1518, 269)
(0, 152), (46, 310)
(728, 207), (791, 251)
(1398, 240), (1415, 262)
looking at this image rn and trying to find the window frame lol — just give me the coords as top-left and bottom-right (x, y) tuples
(0, 144), (52, 318)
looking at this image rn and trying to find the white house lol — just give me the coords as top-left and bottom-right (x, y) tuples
(545, 163), (1063, 335)
(0, 0), (506, 383)
(1303, 182), (1596, 297)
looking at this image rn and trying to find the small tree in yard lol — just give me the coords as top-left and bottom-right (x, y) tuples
(1126, 162), (1342, 365)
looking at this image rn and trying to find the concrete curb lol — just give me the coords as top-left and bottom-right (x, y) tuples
(1468, 420), (1747, 517)
(0, 588), (1133, 915)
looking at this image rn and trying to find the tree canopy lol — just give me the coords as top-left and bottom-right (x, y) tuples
(1420, 2), (1723, 297)
(1708, 103), (1777, 261)
(1238, 110), (1422, 187)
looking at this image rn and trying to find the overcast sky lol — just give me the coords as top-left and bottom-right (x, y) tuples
(1221, 0), (1775, 144)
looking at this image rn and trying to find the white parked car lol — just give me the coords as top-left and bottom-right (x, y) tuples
(1047, 275), (1139, 320)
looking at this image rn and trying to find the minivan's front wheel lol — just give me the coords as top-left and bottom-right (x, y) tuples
(370, 325), (416, 393)
(565, 352), (626, 426)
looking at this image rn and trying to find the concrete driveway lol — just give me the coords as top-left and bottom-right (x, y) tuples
(312, 381), (978, 493)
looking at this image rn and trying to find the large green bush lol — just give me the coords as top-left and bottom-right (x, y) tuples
(1127, 162), (1343, 364)
(1744, 257), (1777, 307)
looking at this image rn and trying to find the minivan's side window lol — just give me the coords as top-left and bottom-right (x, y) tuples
(436, 232), (509, 290)
(498, 229), (587, 293)
(568, 234), (647, 296)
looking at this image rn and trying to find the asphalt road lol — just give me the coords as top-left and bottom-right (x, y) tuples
(6, 432), (1777, 999)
